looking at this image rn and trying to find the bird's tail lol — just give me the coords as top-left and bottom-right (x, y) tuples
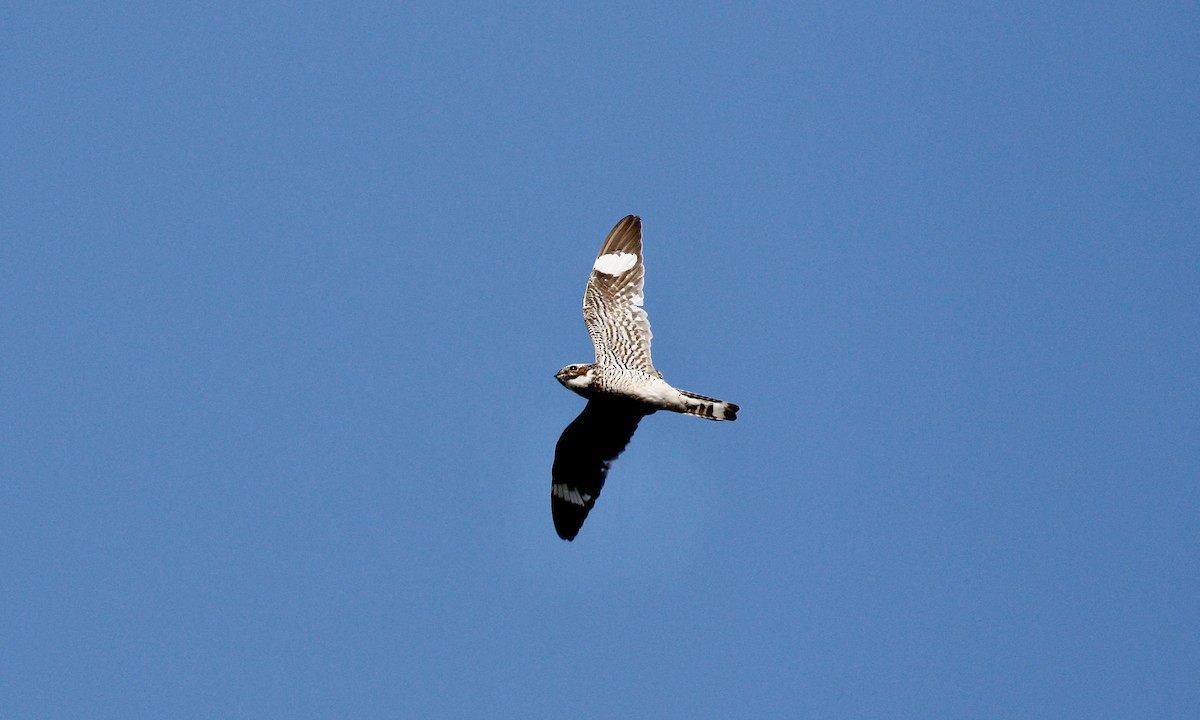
(678, 390), (739, 421)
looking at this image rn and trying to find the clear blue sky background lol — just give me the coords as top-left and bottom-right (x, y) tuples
(3, 2), (1197, 718)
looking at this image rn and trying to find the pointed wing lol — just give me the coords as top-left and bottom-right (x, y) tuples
(583, 215), (656, 373)
(551, 397), (651, 541)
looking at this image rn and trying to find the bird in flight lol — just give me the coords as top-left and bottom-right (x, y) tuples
(552, 215), (739, 540)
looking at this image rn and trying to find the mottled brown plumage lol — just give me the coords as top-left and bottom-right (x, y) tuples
(552, 215), (739, 540)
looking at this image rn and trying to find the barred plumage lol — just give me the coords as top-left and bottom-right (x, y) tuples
(552, 215), (740, 541)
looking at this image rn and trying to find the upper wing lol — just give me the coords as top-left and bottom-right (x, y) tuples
(583, 215), (656, 373)
(551, 397), (651, 541)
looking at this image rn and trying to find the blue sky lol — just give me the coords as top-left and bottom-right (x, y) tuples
(3, 2), (1198, 717)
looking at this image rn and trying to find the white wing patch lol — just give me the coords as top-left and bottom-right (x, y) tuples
(593, 252), (638, 276)
(552, 483), (592, 506)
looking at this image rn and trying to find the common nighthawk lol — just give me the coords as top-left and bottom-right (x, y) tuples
(552, 215), (739, 540)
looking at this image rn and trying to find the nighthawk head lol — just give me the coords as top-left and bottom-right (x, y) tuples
(555, 363), (597, 396)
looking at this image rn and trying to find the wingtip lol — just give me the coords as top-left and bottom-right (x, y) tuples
(599, 215), (643, 255)
(553, 515), (582, 541)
